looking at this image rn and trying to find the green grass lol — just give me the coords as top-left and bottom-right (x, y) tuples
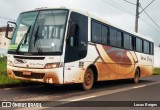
(0, 57), (23, 85)
(153, 68), (160, 75)
(0, 57), (7, 74)
(0, 74), (23, 85)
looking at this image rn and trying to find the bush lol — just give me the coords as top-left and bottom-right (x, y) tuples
(0, 57), (23, 85)
(153, 68), (160, 75)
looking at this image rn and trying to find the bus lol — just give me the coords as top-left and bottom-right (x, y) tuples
(5, 7), (154, 90)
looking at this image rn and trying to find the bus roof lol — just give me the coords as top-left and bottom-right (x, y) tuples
(23, 6), (154, 42)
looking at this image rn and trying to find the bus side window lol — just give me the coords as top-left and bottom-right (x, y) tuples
(136, 38), (143, 52)
(123, 33), (132, 50)
(67, 21), (79, 46)
(143, 40), (150, 54)
(102, 26), (108, 44)
(150, 42), (154, 55)
(109, 28), (117, 46)
(116, 31), (122, 48)
(91, 21), (101, 43)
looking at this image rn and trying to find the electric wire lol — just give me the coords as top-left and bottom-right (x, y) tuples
(0, 16), (15, 21)
(102, 0), (160, 33)
(122, 0), (136, 5)
(140, 6), (160, 30)
(102, 0), (135, 16)
(139, 17), (160, 34)
(139, 0), (155, 14)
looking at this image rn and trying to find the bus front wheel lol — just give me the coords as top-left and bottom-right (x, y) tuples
(82, 68), (94, 90)
(133, 68), (140, 83)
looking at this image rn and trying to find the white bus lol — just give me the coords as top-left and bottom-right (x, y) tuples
(5, 7), (154, 90)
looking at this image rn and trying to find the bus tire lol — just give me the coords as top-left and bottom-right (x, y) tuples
(82, 68), (94, 90)
(133, 68), (140, 83)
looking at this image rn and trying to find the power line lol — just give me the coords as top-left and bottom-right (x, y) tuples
(102, 0), (135, 16)
(113, 0), (160, 32)
(139, 0), (155, 14)
(108, 0), (135, 15)
(122, 0), (159, 31)
(122, 0), (136, 5)
(102, 0), (160, 33)
(0, 16), (15, 21)
(139, 17), (160, 34)
(140, 6), (160, 29)
(135, 0), (157, 32)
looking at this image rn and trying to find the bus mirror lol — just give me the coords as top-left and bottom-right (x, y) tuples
(68, 22), (79, 46)
(5, 24), (9, 39)
(5, 21), (17, 40)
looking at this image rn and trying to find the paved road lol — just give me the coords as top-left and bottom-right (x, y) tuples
(0, 75), (160, 110)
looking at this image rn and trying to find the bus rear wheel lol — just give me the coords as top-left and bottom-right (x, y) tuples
(133, 68), (140, 83)
(82, 68), (94, 90)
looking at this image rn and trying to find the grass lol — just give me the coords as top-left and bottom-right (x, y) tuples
(0, 57), (7, 74)
(0, 74), (23, 85)
(0, 57), (23, 85)
(153, 68), (160, 75)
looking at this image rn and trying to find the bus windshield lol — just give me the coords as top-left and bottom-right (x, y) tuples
(9, 10), (68, 55)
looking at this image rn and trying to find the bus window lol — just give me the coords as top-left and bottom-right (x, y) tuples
(102, 26), (108, 44)
(136, 38), (143, 52)
(109, 28), (116, 46)
(143, 40), (150, 54)
(150, 42), (154, 55)
(123, 33), (132, 50)
(91, 21), (101, 43)
(116, 31), (122, 48)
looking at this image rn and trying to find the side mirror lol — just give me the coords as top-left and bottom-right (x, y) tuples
(5, 21), (17, 40)
(5, 24), (10, 39)
(68, 21), (79, 46)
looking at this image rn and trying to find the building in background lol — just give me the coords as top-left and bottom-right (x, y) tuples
(15, 26), (27, 44)
(0, 27), (13, 48)
(0, 26), (27, 49)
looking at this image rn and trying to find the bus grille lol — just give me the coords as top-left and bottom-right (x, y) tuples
(13, 71), (45, 79)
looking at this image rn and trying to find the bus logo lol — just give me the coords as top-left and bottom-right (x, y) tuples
(2, 102), (11, 107)
(14, 59), (26, 64)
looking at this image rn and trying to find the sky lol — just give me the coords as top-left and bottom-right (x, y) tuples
(0, 0), (160, 46)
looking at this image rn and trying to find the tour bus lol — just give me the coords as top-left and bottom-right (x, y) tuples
(5, 7), (154, 90)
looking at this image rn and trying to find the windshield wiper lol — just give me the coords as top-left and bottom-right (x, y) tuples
(16, 25), (31, 52)
(33, 26), (43, 53)
(34, 26), (39, 46)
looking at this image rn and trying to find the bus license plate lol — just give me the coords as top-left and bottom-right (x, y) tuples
(23, 71), (31, 75)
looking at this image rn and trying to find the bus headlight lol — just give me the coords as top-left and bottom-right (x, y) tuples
(44, 63), (60, 69)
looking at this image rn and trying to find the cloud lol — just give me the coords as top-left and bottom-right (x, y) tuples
(103, 13), (135, 30)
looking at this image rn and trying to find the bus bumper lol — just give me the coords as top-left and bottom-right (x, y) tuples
(7, 65), (64, 84)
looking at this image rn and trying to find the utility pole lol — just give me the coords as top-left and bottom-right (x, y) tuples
(135, 0), (139, 33)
